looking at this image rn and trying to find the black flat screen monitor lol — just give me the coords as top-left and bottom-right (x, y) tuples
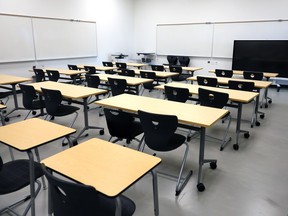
(232, 40), (288, 78)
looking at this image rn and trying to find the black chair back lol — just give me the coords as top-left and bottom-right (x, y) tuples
(46, 70), (60, 82)
(169, 66), (185, 81)
(67, 64), (78, 70)
(19, 84), (37, 109)
(167, 55), (178, 65)
(84, 66), (97, 74)
(140, 71), (157, 90)
(243, 71), (264, 80)
(215, 69), (233, 78)
(33, 68), (45, 82)
(198, 88), (229, 109)
(41, 88), (63, 115)
(178, 56), (190, 67)
(164, 86), (189, 103)
(120, 69), (135, 77)
(197, 76), (218, 87)
(228, 80), (255, 91)
(85, 74), (100, 88)
(151, 65), (164, 71)
(108, 78), (127, 96)
(116, 62), (127, 70)
(102, 61), (113, 67)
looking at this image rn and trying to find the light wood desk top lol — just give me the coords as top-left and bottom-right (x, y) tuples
(133, 69), (178, 78)
(209, 69), (279, 78)
(77, 65), (117, 71)
(0, 118), (76, 151)
(163, 65), (203, 72)
(28, 81), (107, 99)
(96, 94), (228, 128)
(155, 82), (259, 103)
(95, 74), (154, 86)
(42, 138), (161, 197)
(187, 75), (272, 89)
(0, 74), (31, 85)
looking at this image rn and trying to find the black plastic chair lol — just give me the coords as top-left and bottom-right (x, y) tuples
(84, 66), (97, 74)
(67, 64), (78, 70)
(108, 77), (136, 96)
(120, 69), (135, 77)
(19, 84), (45, 119)
(46, 70), (60, 82)
(215, 69), (233, 78)
(102, 61), (116, 74)
(178, 56), (190, 67)
(0, 155), (44, 216)
(164, 85), (190, 103)
(198, 88), (232, 151)
(104, 108), (144, 148)
(151, 65), (165, 71)
(138, 110), (192, 196)
(67, 64), (83, 84)
(116, 62), (127, 70)
(139, 71), (158, 95)
(169, 65), (187, 81)
(41, 164), (136, 216)
(85, 74), (101, 102)
(0, 91), (12, 105)
(33, 68), (46, 82)
(197, 76), (218, 87)
(167, 55), (178, 65)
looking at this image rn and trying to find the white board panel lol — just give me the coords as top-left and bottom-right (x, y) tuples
(0, 15), (35, 63)
(156, 24), (213, 57)
(213, 21), (288, 58)
(33, 18), (97, 60)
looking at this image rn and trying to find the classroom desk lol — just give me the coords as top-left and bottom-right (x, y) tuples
(155, 82), (259, 150)
(0, 74), (31, 121)
(94, 74), (154, 95)
(187, 75), (272, 127)
(96, 94), (228, 191)
(0, 118), (76, 216)
(134, 69), (178, 80)
(113, 62), (148, 69)
(163, 65), (203, 76)
(42, 138), (161, 216)
(77, 65), (118, 71)
(28, 81), (107, 141)
(44, 68), (87, 84)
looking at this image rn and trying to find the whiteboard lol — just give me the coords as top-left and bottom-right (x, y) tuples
(156, 24), (213, 57)
(0, 15), (35, 63)
(213, 21), (288, 58)
(33, 18), (97, 60)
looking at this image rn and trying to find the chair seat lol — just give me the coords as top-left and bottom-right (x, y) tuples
(119, 120), (143, 140)
(172, 75), (187, 81)
(157, 133), (186, 152)
(0, 160), (43, 194)
(54, 105), (80, 117)
(31, 100), (46, 110)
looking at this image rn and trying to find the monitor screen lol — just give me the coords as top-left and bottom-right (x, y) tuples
(232, 40), (288, 78)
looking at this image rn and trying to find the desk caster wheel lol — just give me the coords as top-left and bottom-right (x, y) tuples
(210, 162), (217, 169)
(4, 117), (9, 122)
(197, 183), (205, 192)
(99, 113), (104, 117)
(72, 140), (78, 146)
(233, 144), (239, 150)
(265, 104), (268, 108)
(260, 114), (265, 119)
(32, 111), (37, 115)
(62, 141), (68, 147)
(244, 132), (250, 138)
(251, 124), (253, 128)
(255, 121), (261, 126)
(99, 129), (104, 135)
(187, 136), (191, 142)
(220, 146), (224, 151)
(268, 99), (272, 104)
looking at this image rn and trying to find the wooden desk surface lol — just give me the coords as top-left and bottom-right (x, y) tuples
(42, 138), (161, 197)
(163, 65), (203, 72)
(28, 81), (107, 99)
(77, 65), (117, 71)
(133, 69), (178, 78)
(95, 74), (154, 85)
(209, 70), (279, 78)
(0, 118), (75, 151)
(96, 94), (228, 128)
(0, 74), (31, 85)
(155, 82), (258, 103)
(187, 75), (272, 89)
(113, 62), (147, 68)
(0, 104), (6, 110)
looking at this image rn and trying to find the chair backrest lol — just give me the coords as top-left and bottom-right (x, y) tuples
(46, 70), (60, 82)
(138, 110), (178, 151)
(67, 64), (78, 70)
(108, 77), (128, 96)
(164, 86), (190, 103)
(104, 108), (135, 138)
(178, 56), (190, 67)
(102, 61), (113, 67)
(140, 71), (156, 90)
(243, 71), (264, 80)
(198, 88), (229, 109)
(228, 80), (255, 92)
(151, 65), (164, 71)
(215, 69), (233, 78)
(41, 88), (63, 115)
(19, 84), (37, 109)
(169, 66), (184, 81)
(167, 55), (178, 65)
(85, 74), (100, 89)
(84, 66), (97, 74)
(197, 76), (218, 87)
(120, 69), (135, 77)
(116, 62), (127, 70)
(41, 165), (121, 216)
(33, 68), (45, 82)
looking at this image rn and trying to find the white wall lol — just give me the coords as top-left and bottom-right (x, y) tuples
(134, 0), (288, 76)
(0, 0), (134, 76)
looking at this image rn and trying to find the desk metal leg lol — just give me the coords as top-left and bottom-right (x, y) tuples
(115, 197), (122, 216)
(27, 150), (36, 216)
(151, 169), (159, 216)
(4, 84), (23, 121)
(197, 127), (217, 192)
